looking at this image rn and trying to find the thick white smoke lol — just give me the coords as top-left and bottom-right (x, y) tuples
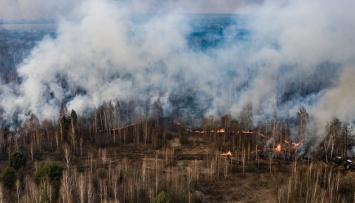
(0, 0), (354, 141)
(313, 67), (355, 124)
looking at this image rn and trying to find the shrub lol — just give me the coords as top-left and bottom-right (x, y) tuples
(1, 167), (16, 189)
(153, 190), (170, 203)
(10, 151), (27, 170)
(35, 162), (64, 188)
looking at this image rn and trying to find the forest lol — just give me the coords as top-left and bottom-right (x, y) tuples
(0, 99), (354, 202)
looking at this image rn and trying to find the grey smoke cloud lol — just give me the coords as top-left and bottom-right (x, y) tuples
(0, 0), (354, 144)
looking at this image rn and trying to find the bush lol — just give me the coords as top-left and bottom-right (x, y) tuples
(10, 151), (27, 170)
(35, 162), (64, 188)
(153, 190), (170, 203)
(1, 167), (16, 189)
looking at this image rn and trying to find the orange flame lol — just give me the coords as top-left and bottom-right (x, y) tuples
(292, 142), (300, 149)
(284, 140), (301, 149)
(174, 120), (267, 138)
(275, 144), (282, 152)
(217, 128), (225, 133)
(221, 150), (232, 156)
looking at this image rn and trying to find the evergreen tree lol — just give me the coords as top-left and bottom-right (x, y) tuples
(9, 151), (27, 170)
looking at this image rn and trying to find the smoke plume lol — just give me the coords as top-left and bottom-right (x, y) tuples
(0, 0), (354, 143)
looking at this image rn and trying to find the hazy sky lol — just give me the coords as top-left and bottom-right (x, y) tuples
(0, 0), (262, 21)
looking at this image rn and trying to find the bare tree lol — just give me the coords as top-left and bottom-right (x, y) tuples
(271, 111), (277, 139)
(114, 100), (122, 145)
(152, 100), (163, 123)
(127, 99), (135, 124)
(60, 171), (73, 203)
(296, 106), (309, 142)
(328, 117), (341, 160)
(221, 114), (232, 144)
(341, 123), (353, 158)
(16, 179), (21, 203)
(78, 174), (86, 203)
(239, 102), (253, 130)
(70, 110), (78, 154)
(63, 144), (72, 170)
